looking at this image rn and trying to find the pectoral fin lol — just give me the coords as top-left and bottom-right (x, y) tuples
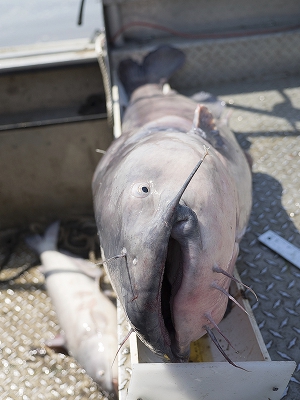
(45, 333), (69, 355)
(191, 105), (225, 149)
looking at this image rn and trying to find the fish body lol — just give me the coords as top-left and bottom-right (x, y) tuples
(26, 222), (118, 392)
(92, 46), (252, 362)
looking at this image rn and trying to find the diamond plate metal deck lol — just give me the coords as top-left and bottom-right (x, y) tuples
(218, 76), (300, 399)
(0, 75), (300, 399)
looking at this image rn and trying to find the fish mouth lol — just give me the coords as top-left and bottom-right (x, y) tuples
(124, 205), (195, 363)
(157, 202), (201, 362)
(161, 235), (185, 360)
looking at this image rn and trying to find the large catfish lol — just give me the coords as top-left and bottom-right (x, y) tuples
(92, 45), (252, 363)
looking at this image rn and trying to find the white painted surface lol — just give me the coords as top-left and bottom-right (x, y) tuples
(127, 361), (296, 400)
(0, 40), (97, 71)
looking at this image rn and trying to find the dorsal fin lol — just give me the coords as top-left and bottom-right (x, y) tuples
(191, 105), (225, 149)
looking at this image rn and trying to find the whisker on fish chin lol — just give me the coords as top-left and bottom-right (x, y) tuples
(95, 253), (126, 266)
(97, 249), (138, 301)
(112, 328), (134, 368)
(204, 325), (248, 372)
(204, 312), (238, 353)
(168, 145), (209, 206)
(211, 282), (249, 316)
(212, 265), (258, 301)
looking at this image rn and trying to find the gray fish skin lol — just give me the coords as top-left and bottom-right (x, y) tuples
(26, 222), (118, 392)
(92, 46), (252, 362)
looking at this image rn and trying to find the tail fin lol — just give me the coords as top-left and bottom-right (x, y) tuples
(118, 45), (185, 96)
(26, 221), (60, 255)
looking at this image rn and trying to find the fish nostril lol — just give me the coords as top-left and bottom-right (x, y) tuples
(172, 206), (198, 241)
(175, 216), (189, 225)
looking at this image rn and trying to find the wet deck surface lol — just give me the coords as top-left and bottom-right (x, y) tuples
(0, 75), (300, 399)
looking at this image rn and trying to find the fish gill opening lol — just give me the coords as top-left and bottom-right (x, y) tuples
(161, 236), (184, 349)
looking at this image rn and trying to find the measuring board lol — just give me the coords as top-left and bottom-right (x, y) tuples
(258, 230), (300, 269)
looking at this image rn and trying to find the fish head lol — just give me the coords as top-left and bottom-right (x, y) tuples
(93, 131), (241, 362)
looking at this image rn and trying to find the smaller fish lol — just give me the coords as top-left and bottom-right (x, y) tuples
(26, 222), (118, 394)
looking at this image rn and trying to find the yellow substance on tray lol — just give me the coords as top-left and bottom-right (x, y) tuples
(189, 334), (214, 362)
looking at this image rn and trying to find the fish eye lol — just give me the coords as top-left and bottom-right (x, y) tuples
(132, 182), (151, 198)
